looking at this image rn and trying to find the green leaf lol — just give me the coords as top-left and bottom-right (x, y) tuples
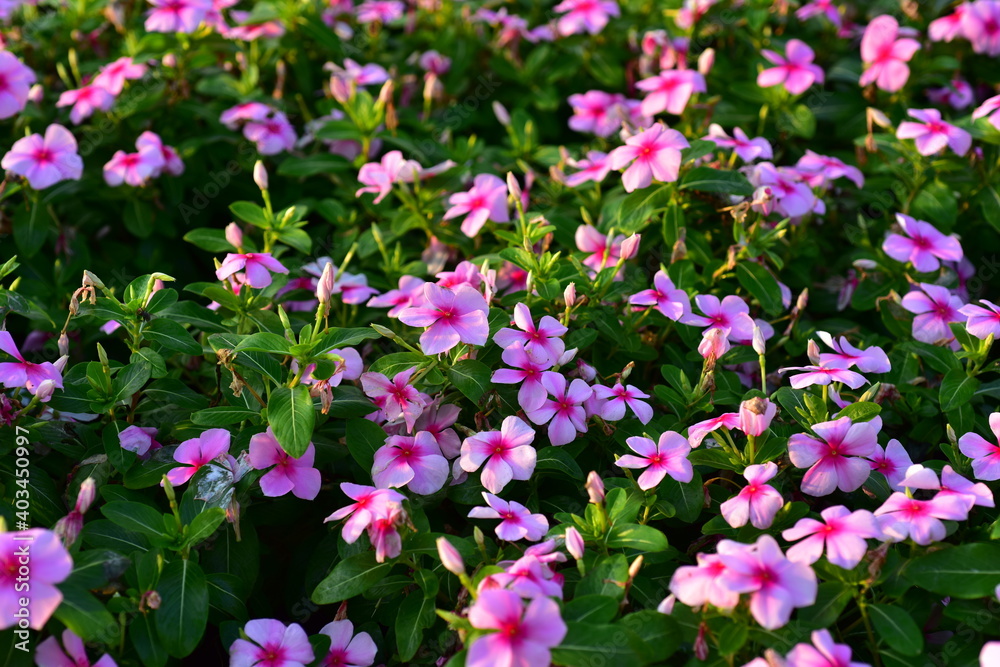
(112, 361), (152, 403)
(278, 153), (351, 177)
(615, 184), (673, 233)
(447, 359), (492, 404)
(13, 201), (53, 258)
(234, 332), (292, 355)
(736, 263), (784, 316)
(53, 585), (117, 643)
(562, 595), (619, 624)
(313, 327), (381, 351)
(101, 501), (171, 542)
(143, 319), (202, 355)
(551, 622), (646, 667)
(312, 552), (392, 604)
(229, 201), (268, 227)
(346, 417), (388, 471)
(680, 167), (754, 196)
(268, 385), (316, 458)
(184, 508), (226, 547)
(977, 185), (1000, 234)
(869, 604), (924, 656)
(774, 386), (815, 429)
(155, 559), (210, 658)
(605, 523), (669, 552)
(576, 554), (628, 599)
(836, 401), (881, 422)
(939, 369), (980, 412)
(131, 612), (168, 667)
(799, 581), (852, 629)
(660, 468), (703, 523)
(395, 584), (437, 661)
(535, 447), (584, 480)
(905, 543), (1000, 598)
(191, 406), (261, 426)
(779, 103), (816, 139)
(619, 610), (680, 662)
(183, 228), (237, 253)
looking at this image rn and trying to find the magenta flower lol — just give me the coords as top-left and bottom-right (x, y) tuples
(609, 124), (689, 192)
(166, 428), (232, 486)
(355, 150), (422, 204)
(469, 492), (549, 542)
(145, 0), (211, 32)
(961, 0), (1000, 55)
(0, 331), (64, 398)
(0, 528), (73, 630)
(796, 0), (841, 27)
(324, 483), (405, 543)
(786, 630), (870, 667)
(568, 90), (627, 137)
(524, 373), (592, 446)
(220, 101), (272, 128)
(411, 400), (462, 458)
(882, 213), (963, 273)
(897, 108), (971, 156)
(491, 344), (554, 412)
(36, 629), (117, 667)
(782, 506), (883, 569)
(959, 299), (1000, 340)
(972, 94), (1000, 131)
(248, 428), (321, 500)
(118, 425), (161, 458)
(718, 534), (817, 630)
(0, 51), (36, 119)
(103, 149), (161, 187)
(317, 620), (377, 667)
(135, 131), (184, 177)
(553, 0), (619, 35)
(466, 590), (566, 667)
(484, 552), (563, 599)
(959, 413), (1000, 481)
(859, 15), (920, 92)
(616, 431), (693, 489)
(636, 69), (706, 116)
(57, 84), (115, 125)
(629, 269), (691, 321)
(682, 294), (756, 343)
(397, 283), (489, 355)
(669, 551), (740, 610)
(687, 412), (740, 448)
(575, 224), (624, 273)
(372, 431), (449, 495)
(720, 463), (784, 529)
(2, 124), (83, 190)
(493, 303), (567, 364)
(875, 491), (969, 545)
(244, 111), (297, 155)
(367, 503), (404, 563)
(900, 282), (964, 345)
(748, 162), (817, 218)
(704, 124), (773, 163)
(216, 252), (289, 289)
(927, 78), (974, 110)
(361, 366), (426, 432)
(443, 174), (510, 238)
(229, 619), (314, 667)
(757, 39), (825, 95)
(460, 416), (537, 494)
(778, 361), (869, 390)
(564, 150), (612, 187)
(367, 275), (427, 317)
(593, 383), (653, 424)
(794, 150), (865, 189)
(788, 416), (877, 496)
(815, 332), (891, 374)
(868, 438), (913, 490)
(93, 57), (147, 95)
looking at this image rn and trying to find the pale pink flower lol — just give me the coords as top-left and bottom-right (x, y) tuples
(524, 372), (592, 446)
(0, 529), (72, 631)
(929, 4), (967, 42)
(35, 628), (117, 667)
(397, 283), (489, 355)
(815, 332), (891, 373)
(93, 57), (147, 95)
(868, 439), (913, 490)
(553, 0), (619, 35)
(102, 149), (161, 187)
(229, 619), (314, 667)
(882, 213), (963, 273)
(460, 416), (537, 494)
(796, 0), (842, 27)
(757, 39), (825, 95)
(704, 124), (773, 162)
(959, 299), (1000, 340)
(491, 343), (554, 412)
(575, 224), (624, 273)
(443, 173), (510, 238)
(248, 428), (321, 500)
(875, 491), (969, 545)
(593, 383), (653, 423)
(145, 0), (212, 33)
(629, 269), (691, 321)
(317, 620), (377, 667)
(859, 15), (921, 92)
(216, 252), (289, 289)
(57, 83), (115, 124)
(608, 123), (689, 192)
(2, 124), (83, 189)
(493, 303), (567, 364)
(747, 162), (817, 218)
(738, 397), (777, 436)
(783, 506), (883, 569)
(794, 150), (865, 189)
(962, 0), (1000, 55)
(778, 361), (869, 390)
(616, 431), (693, 489)
(355, 150), (422, 204)
(897, 108), (971, 156)
(682, 294), (756, 343)
(466, 590), (566, 667)
(220, 101), (272, 128)
(469, 492), (549, 542)
(788, 416), (877, 496)
(567, 90), (629, 137)
(900, 282), (964, 345)
(0, 331), (64, 397)
(367, 275), (427, 317)
(355, 0), (403, 23)
(959, 413), (1000, 481)
(323, 483), (405, 543)
(636, 69), (706, 116)
(372, 431), (449, 495)
(972, 94), (1000, 131)
(166, 428), (232, 486)
(669, 551), (740, 610)
(411, 400), (462, 458)
(135, 131), (184, 176)
(564, 150), (612, 187)
(118, 425), (161, 458)
(687, 412), (740, 448)
(785, 629), (871, 667)
(244, 111), (297, 155)
(721, 462), (784, 529)
(361, 366), (426, 432)
(0, 51), (36, 119)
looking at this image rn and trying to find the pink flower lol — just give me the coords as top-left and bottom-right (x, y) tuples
(785, 629), (870, 667)
(897, 108), (971, 156)
(720, 463), (784, 529)
(372, 431), (449, 495)
(248, 427), (321, 500)
(778, 361), (869, 390)
(901, 464), (995, 510)
(757, 39), (825, 95)
(216, 252), (289, 289)
(796, 0), (841, 27)
(718, 534), (817, 630)
(788, 416), (877, 496)
(135, 131), (184, 176)
(859, 15), (921, 92)
(962, 0), (1000, 55)
(355, 150), (422, 204)
(982, 644), (1000, 667)
(411, 400), (462, 458)
(567, 90), (627, 137)
(564, 150), (612, 187)
(687, 412), (740, 448)
(361, 366), (426, 432)
(220, 101), (272, 128)
(960, 299), (1000, 340)
(57, 84), (115, 125)
(229, 619), (314, 667)
(815, 332), (891, 374)
(469, 492), (549, 542)
(491, 343), (554, 412)
(398, 283), (489, 355)
(959, 413), (1000, 481)
(704, 124), (773, 163)
(738, 398), (777, 436)
(460, 416), (537, 494)
(901, 282), (964, 345)
(93, 57), (147, 95)
(0, 51), (36, 119)
(882, 213), (963, 273)
(166, 428), (232, 486)
(493, 303), (567, 364)
(0, 331), (64, 397)
(485, 552), (564, 599)
(103, 149), (161, 187)
(145, 0), (212, 33)
(629, 269), (691, 321)
(593, 382), (653, 423)
(2, 124), (83, 190)
(118, 425), (161, 458)
(636, 69), (706, 116)
(868, 439), (913, 490)
(682, 294), (756, 343)
(575, 224), (624, 273)
(0, 529), (73, 630)
(553, 0), (619, 35)
(748, 162), (817, 218)
(927, 78), (974, 110)
(355, 0), (403, 23)
(332, 271), (379, 305)
(367, 275), (427, 317)
(466, 590), (566, 667)
(669, 551), (740, 610)
(244, 111), (297, 155)
(324, 483), (405, 543)
(330, 59), (390, 89)
(794, 150), (865, 189)
(616, 431), (693, 489)
(608, 124), (689, 192)
(36, 629), (117, 667)
(875, 491), (969, 545)
(317, 620), (377, 667)
(524, 372), (592, 446)
(783, 506), (883, 569)
(972, 94), (1000, 131)
(444, 174), (510, 238)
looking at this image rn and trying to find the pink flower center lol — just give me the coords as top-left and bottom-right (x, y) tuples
(33, 148), (53, 164)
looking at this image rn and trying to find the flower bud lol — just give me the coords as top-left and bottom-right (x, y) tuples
(751, 186), (775, 215)
(586, 471), (605, 504)
(795, 288), (809, 312)
(162, 53), (177, 68)
(436, 537), (465, 576)
(565, 526), (585, 560)
(225, 222), (243, 249)
(621, 233), (641, 259)
(868, 107), (892, 129)
(57, 332), (69, 357)
(807, 339), (821, 365)
(28, 84), (43, 104)
(75, 477), (97, 514)
(852, 259), (877, 271)
(738, 397), (777, 436)
(628, 554), (644, 580)
(657, 594), (676, 615)
(564, 282), (577, 307)
(506, 172), (522, 202)
(330, 75), (351, 103)
(316, 261), (336, 304)
(697, 48), (715, 75)
(142, 590), (162, 610)
(752, 325), (766, 355)
(54, 355), (69, 373)
(34, 379), (56, 402)
(698, 328), (730, 361)
(492, 101), (511, 126)
(83, 270), (105, 290)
